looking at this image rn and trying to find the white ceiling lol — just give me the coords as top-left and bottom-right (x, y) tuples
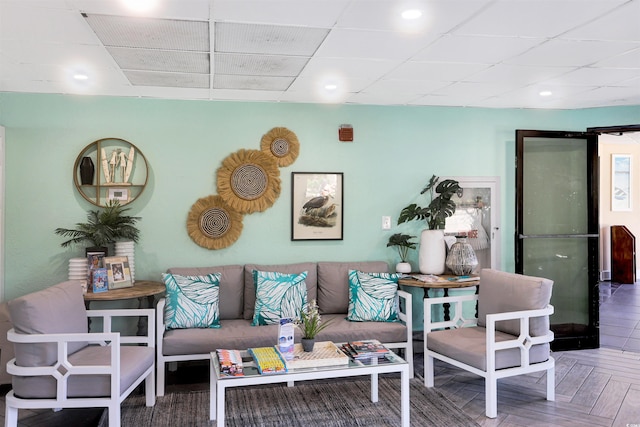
(1, 0), (639, 109)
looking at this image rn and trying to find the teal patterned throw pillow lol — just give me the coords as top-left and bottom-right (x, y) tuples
(162, 273), (222, 329)
(252, 270), (308, 326)
(347, 270), (400, 322)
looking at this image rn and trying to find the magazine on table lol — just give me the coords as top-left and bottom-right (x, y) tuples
(217, 349), (244, 377)
(248, 346), (287, 375)
(342, 339), (389, 360)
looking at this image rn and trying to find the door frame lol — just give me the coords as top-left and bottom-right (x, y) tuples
(515, 129), (600, 350)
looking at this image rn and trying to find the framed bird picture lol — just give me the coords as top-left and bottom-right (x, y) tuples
(291, 172), (343, 240)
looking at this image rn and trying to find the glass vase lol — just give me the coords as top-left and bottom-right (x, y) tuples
(446, 236), (478, 275)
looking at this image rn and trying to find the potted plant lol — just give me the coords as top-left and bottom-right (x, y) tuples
(54, 201), (141, 254)
(297, 299), (332, 352)
(387, 233), (416, 273)
(397, 175), (462, 274)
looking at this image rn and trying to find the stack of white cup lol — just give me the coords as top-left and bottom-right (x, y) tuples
(68, 257), (88, 293)
(115, 241), (135, 283)
(68, 257), (88, 280)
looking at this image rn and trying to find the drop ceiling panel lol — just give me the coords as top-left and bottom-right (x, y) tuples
(108, 47), (209, 73)
(213, 74), (293, 90)
(506, 39), (640, 67)
(1, 3), (96, 43)
(211, 0), (350, 27)
(595, 47), (640, 68)
(84, 14), (209, 51)
(465, 64), (574, 85)
(316, 28), (438, 60)
(346, 91), (422, 106)
(562, 0), (640, 42)
(388, 62), (490, 82)
(336, 0), (492, 33)
(411, 35), (545, 63)
(542, 67), (640, 86)
(363, 78), (449, 95)
(124, 70), (210, 88)
(215, 22), (329, 56)
(456, 0), (629, 38)
(214, 53), (308, 77)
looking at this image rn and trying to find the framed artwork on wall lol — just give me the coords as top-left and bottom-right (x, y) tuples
(291, 172), (343, 240)
(108, 187), (129, 203)
(611, 154), (632, 211)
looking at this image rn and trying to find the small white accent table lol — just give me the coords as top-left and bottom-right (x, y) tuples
(209, 346), (410, 427)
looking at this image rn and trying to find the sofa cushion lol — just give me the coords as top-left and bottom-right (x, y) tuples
(251, 270), (308, 325)
(168, 265), (244, 320)
(315, 314), (408, 344)
(162, 273), (222, 329)
(162, 319), (302, 355)
(12, 345), (154, 398)
(317, 261), (389, 314)
(347, 271), (400, 322)
(8, 281), (88, 367)
(427, 326), (550, 371)
(244, 263), (317, 320)
(477, 269), (553, 337)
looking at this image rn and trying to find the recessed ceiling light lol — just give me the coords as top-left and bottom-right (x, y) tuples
(325, 84), (338, 91)
(401, 9), (423, 20)
(73, 73), (89, 81)
(539, 90), (553, 97)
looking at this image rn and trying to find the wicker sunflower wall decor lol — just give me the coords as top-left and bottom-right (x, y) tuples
(187, 127), (299, 250)
(260, 127), (299, 167)
(216, 149), (281, 214)
(186, 195), (243, 250)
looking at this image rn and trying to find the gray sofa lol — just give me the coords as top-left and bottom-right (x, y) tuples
(156, 261), (413, 396)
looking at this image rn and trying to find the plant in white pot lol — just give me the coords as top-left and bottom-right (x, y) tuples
(398, 175), (462, 274)
(387, 233), (417, 273)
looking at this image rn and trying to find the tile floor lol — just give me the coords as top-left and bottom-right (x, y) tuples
(599, 281), (640, 352)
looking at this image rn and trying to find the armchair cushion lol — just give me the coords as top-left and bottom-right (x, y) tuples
(7, 281), (88, 367)
(426, 326), (550, 371)
(12, 345), (155, 399)
(477, 269), (553, 336)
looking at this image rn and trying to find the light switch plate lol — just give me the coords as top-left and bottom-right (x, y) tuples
(382, 216), (391, 230)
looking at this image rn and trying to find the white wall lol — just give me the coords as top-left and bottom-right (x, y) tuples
(599, 132), (640, 280)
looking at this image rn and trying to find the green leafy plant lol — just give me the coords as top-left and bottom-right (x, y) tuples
(398, 175), (462, 230)
(297, 300), (332, 339)
(386, 233), (417, 262)
(55, 201), (141, 248)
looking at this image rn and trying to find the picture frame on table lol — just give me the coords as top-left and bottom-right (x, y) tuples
(86, 250), (106, 285)
(104, 256), (133, 289)
(91, 268), (108, 293)
(612, 154), (632, 211)
(291, 172), (343, 241)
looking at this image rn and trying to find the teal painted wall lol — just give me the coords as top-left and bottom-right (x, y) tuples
(1, 92), (639, 301)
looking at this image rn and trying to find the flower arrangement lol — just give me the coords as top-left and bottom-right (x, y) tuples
(297, 299), (331, 339)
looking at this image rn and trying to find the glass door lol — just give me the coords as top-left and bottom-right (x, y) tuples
(444, 176), (501, 270)
(516, 130), (599, 350)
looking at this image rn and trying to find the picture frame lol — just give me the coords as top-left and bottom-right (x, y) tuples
(104, 256), (133, 289)
(107, 187), (129, 202)
(611, 154), (632, 211)
(291, 172), (343, 240)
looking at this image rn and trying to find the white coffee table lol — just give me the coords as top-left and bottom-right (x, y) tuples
(209, 345), (410, 427)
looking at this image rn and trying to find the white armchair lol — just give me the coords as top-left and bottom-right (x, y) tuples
(424, 269), (555, 418)
(4, 281), (155, 427)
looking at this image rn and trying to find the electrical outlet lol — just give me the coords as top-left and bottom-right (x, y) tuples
(382, 216), (391, 230)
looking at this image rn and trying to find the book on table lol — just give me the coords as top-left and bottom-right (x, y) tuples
(216, 349), (244, 377)
(248, 346), (287, 375)
(342, 339), (389, 360)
